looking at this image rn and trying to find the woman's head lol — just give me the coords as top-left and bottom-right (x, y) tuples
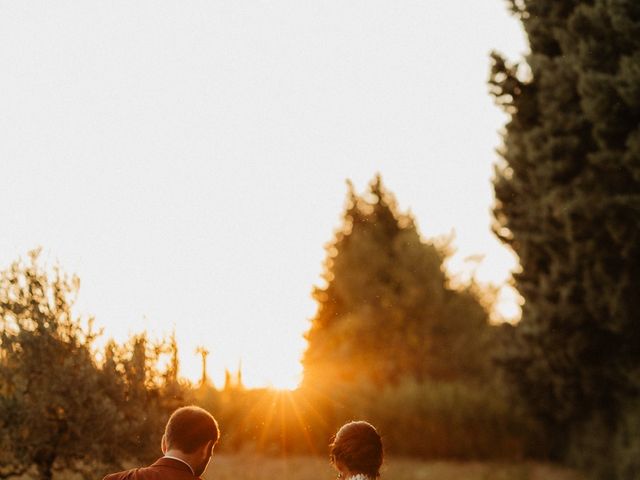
(330, 421), (383, 478)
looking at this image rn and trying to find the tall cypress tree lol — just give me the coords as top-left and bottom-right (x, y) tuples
(490, 0), (640, 475)
(302, 176), (491, 391)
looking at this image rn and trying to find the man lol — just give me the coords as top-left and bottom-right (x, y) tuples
(104, 406), (219, 480)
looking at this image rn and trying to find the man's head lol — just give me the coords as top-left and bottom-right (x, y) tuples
(161, 406), (220, 476)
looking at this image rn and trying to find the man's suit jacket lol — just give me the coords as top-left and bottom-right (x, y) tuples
(103, 457), (201, 480)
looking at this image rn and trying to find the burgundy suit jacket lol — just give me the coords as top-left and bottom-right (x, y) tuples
(103, 457), (201, 480)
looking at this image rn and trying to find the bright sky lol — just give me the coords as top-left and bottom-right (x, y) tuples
(0, 1), (527, 389)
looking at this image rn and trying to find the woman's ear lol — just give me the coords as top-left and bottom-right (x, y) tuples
(336, 461), (352, 479)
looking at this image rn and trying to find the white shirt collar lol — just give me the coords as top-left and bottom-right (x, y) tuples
(163, 455), (195, 475)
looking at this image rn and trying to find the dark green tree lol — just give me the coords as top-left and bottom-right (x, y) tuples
(302, 176), (492, 391)
(490, 1), (640, 477)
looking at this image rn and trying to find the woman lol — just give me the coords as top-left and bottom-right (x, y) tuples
(329, 421), (383, 480)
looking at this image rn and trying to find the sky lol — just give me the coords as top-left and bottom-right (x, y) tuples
(0, 1), (528, 389)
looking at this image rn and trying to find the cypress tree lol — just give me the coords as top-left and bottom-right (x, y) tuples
(302, 176), (491, 391)
(490, 1), (640, 476)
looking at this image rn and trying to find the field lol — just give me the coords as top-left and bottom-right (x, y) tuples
(204, 454), (585, 480)
(7, 454), (584, 480)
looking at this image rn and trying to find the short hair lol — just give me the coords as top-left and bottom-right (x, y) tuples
(330, 421), (383, 478)
(164, 406), (219, 453)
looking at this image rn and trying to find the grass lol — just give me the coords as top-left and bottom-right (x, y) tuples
(204, 454), (585, 480)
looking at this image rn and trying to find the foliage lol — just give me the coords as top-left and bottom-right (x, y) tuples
(0, 243), (537, 471)
(302, 176), (495, 391)
(191, 377), (539, 461)
(565, 399), (640, 480)
(341, 378), (543, 460)
(0, 250), (120, 480)
(182, 177), (536, 461)
(490, 0), (640, 476)
(0, 250), (190, 480)
(98, 333), (192, 466)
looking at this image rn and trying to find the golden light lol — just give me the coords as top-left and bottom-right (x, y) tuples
(179, 345), (303, 391)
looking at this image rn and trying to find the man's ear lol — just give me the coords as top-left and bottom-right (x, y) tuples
(205, 440), (215, 456)
(161, 434), (168, 454)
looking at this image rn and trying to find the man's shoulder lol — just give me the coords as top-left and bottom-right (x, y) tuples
(103, 458), (196, 480)
(103, 468), (139, 480)
(103, 465), (167, 480)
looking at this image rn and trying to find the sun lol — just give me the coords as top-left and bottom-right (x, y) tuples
(246, 361), (302, 391)
(180, 346), (303, 391)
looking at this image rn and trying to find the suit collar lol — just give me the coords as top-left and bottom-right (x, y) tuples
(152, 457), (195, 475)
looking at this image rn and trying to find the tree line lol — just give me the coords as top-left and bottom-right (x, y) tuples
(1, 180), (533, 480)
(0, 250), (190, 480)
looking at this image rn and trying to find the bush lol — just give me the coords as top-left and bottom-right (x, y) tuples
(568, 400), (640, 480)
(194, 379), (543, 460)
(337, 379), (543, 460)
(613, 401), (640, 480)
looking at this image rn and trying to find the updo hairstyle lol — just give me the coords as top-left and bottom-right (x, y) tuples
(329, 421), (383, 478)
